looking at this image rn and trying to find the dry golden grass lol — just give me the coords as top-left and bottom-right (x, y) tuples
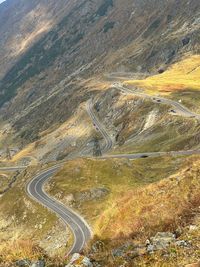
(0, 240), (44, 263)
(85, 156), (200, 267)
(11, 143), (36, 163)
(49, 156), (186, 234)
(125, 55), (200, 94)
(81, 78), (111, 92)
(95, 155), (200, 240)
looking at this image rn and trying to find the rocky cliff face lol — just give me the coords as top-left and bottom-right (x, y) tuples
(0, 0), (199, 144)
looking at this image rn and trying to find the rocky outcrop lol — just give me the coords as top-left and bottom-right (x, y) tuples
(146, 232), (176, 252)
(65, 253), (93, 267)
(109, 231), (193, 263)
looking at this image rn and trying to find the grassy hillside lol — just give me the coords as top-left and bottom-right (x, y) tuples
(47, 155), (200, 266)
(48, 156), (185, 231)
(125, 55), (200, 94)
(96, 155), (200, 239)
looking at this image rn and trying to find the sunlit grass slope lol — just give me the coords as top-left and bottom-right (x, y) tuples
(96, 155), (200, 239)
(49, 156), (186, 236)
(125, 55), (200, 94)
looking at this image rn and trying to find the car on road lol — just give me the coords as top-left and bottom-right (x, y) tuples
(140, 155), (149, 158)
(153, 98), (161, 103)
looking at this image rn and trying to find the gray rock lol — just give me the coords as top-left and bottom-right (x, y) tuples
(146, 244), (155, 253)
(65, 253), (93, 267)
(82, 257), (93, 267)
(112, 242), (146, 258)
(32, 260), (45, 267)
(112, 242), (134, 257)
(91, 240), (105, 253)
(182, 36), (190, 46)
(176, 240), (191, 248)
(149, 232), (176, 251)
(16, 260), (31, 266)
(112, 247), (125, 257)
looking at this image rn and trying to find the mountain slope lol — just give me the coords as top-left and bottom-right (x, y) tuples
(0, 0), (76, 79)
(0, 0), (199, 117)
(0, 1), (200, 266)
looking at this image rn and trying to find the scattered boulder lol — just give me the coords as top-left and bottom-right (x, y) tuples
(113, 245), (127, 257)
(112, 242), (146, 259)
(112, 231), (188, 259)
(158, 68), (165, 74)
(176, 240), (191, 248)
(31, 260), (45, 267)
(147, 232), (176, 252)
(16, 260), (31, 266)
(146, 244), (155, 254)
(91, 240), (105, 253)
(65, 253), (93, 267)
(182, 36), (190, 46)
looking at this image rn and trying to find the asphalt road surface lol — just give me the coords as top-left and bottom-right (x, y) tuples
(113, 82), (200, 120)
(27, 165), (92, 255)
(85, 84), (200, 161)
(86, 99), (113, 153)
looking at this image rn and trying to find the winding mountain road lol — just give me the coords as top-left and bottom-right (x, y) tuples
(86, 99), (113, 153)
(86, 98), (200, 160)
(0, 165), (92, 255)
(27, 165), (92, 255)
(2, 74), (200, 256)
(113, 82), (200, 120)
